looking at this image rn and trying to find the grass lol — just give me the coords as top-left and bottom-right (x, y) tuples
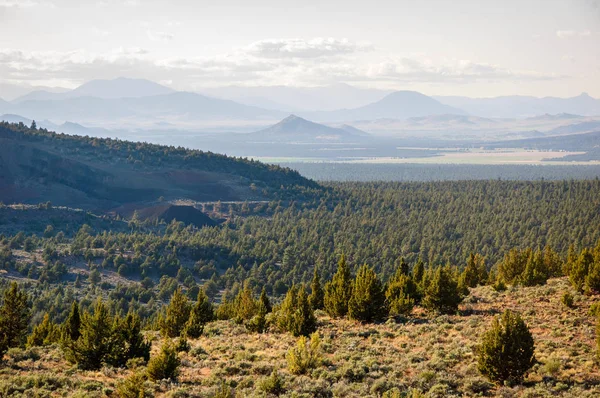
(4, 277), (600, 397)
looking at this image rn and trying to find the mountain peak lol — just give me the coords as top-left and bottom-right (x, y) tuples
(253, 115), (368, 141)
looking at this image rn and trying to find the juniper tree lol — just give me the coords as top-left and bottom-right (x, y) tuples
(461, 253), (488, 288)
(259, 287), (272, 314)
(324, 254), (352, 318)
(0, 282), (30, 355)
(348, 264), (386, 323)
(114, 311), (150, 363)
(386, 273), (418, 317)
(423, 265), (462, 314)
(27, 313), (60, 348)
(278, 284), (316, 337)
(161, 288), (191, 338)
(477, 310), (535, 384)
(62, 301), (81, 342)
(66, 299), (115, 370)
(308, 266), (324, 310)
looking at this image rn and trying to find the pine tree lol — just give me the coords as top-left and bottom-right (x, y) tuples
(278, 284), (316, 337)
(234, 282), (257, 322)
(27, 313), (60, 347)
(146, 340), (180, 381)
(348, 264), (386, 323)
(324, 254), (352, 318)
(286, 332), (322, 375)
(62, 301), (81, 342)
(259, 287), (272, 314)
(423, 266), (462, 314)
(570, 249), (594, 292)
(161, 288), (191, 338)
(413, 259), (425, 283)
(462, 253), (488, 288)
(114, 311), (150, 364)
(308, 266), (324, 310)
(386, 273), (418, 317)
(66, 299), (115, 370)
(477, 310), (535, 384)
(0, 282), (30, 355)
(395, 257), (410, 276)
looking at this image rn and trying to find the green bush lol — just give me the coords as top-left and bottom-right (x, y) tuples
(258, 370), (285, 396)
(146, 340), (180, 382)
(561, 292), (574, 308)
(477, 310), (535, 384)
(286, 332), (322, 375)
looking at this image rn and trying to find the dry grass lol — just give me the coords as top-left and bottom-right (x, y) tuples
(3, 278), (600, 397)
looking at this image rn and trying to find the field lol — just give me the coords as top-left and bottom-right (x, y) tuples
(2, 278), (600, 397)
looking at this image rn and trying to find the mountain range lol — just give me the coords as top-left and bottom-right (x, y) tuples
(1, 78), (599, 129)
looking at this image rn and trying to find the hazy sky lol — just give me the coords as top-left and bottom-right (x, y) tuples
(1, 0), (599, 97)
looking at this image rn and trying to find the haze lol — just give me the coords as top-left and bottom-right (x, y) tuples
(1, 0), (599, 100)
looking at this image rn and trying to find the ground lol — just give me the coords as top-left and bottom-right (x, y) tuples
(2, 278), (600, 397)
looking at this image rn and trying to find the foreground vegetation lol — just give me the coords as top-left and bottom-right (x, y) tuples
(1, 278), (599, 397)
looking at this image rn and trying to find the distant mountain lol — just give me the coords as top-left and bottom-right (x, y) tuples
(435, 93), (600, 118)
(201, 83), (392, 112)
(249, 115), (369, 142)
(406, 114), (497, 125)
(13, 77), (175, 103)
(0, 82), (69, 102)
(5, 91), (285, 126)
(306, 91), (466, 122)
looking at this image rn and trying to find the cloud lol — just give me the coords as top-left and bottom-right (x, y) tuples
(0, 39), (568, 90)
(246, 38), (372, 59)
(556, 30), (592, 38)
(0, 0), (53, 8)
(147, 31), (175, 42)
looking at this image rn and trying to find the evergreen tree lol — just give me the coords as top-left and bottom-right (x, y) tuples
(278, 284), (316, 337)
(27, 313), (60, 348)
(308, 266), (324, 310)
(324, 254), (352, 318)
(386, 273), (418, 317)
(62, 301), (81, 342)
(423, 266), (462, 314)
(114, 311), (150, 364)
(570, 249), (594, 292)
(462, 253), (488, 288)
(234, 282), (257, 322)
(478, 310), (535, 384)
(161, 288), (191, 338)
(146, 340), (180, 381)
(184, 284), (214, 338)
(0, 282), (30, 355)
(395, 257), (410, 276)
(348, 264), (386, 323)
(259, 287), (272, 314)
(66, 300), (115, 370)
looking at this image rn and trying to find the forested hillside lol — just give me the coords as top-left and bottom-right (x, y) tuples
(0, 122), (319, 209)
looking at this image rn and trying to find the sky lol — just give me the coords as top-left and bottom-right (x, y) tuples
(0, 0), (599, 98)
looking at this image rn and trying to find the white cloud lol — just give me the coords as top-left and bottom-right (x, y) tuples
(147, 30), (175, 42)
(0, 0), (53, 8)
(556, 30), (592, 38)
(0, 39), (567, 90)
(246, 38), (372, 59)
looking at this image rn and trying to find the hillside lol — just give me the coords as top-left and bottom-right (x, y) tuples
(0, 122), (318, 210)
(2, 278), (599, 397)
(249, 115), (369, 142)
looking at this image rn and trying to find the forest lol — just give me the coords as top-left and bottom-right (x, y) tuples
(1, 175), (600, 396)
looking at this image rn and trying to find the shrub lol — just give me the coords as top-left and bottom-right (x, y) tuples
(287, 332), (322, 375)
(116, 371), (151, 398)
(561, 292), (574, 308)
(146, 340), (180, 381)
(477, 310), (535, 384)
(258, 370), (285, 396)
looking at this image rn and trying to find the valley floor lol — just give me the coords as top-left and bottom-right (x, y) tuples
(2, 278), (600, 397)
